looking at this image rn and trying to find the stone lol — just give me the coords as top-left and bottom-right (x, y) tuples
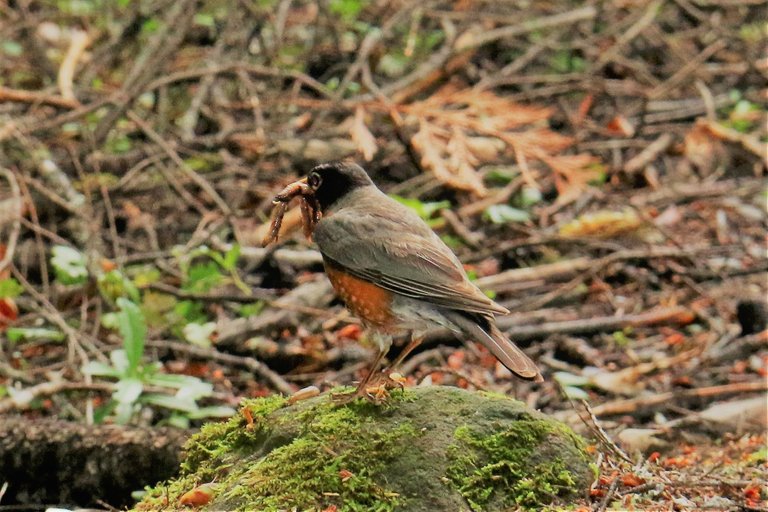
(134, 386), (594, 511)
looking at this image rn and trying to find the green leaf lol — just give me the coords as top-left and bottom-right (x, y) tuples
(329, 0), (364, 21)
(1, 40), (23, 57)
(51, 245), (89, 285)
(184, 261), (225, 293)
(562, 385), (590, 400)
(98, 269), (140, 303)
(238, 301), (265, 317)
(221, 244), (240, 271)
(612, 330), (631, 347)
(516, 186), (543, 208)
(141, 18), (161, 35)
(113, 378), (143, 404)
(101, 312), (119, 329)
(193, 13), (216, 27)
(145, 373), (211, 395)
(176, 379), (214, 400)
(440, 234), (463, 249)
(182, 321), (216, 348)
(115, 299), (146, 376)
(166, 413), (191, 429)
(110, 349), (130, 374)
(484, 166), (517, 185)
(141, 392), (198, 413)
(114, 400), (135, 424)
(183, 156), (214, 171)
(0, 278), (23, 298)
(378, 53), (408, 78)
(748, 447), (767, 464)
(553, 371), (590, 387)
(483, 204), (530, 224)
(60, 0), (95, 15)
(390, 195), (451, 220)
(132, 265), (161, 287)
(83, 361), (121, 378)
(187, 405), (237, 419)
(550, 50), (586, 73)
(141, 291), (177, 328)
(88, 403), (110, 422)
(7, 327), (65, 343)
(174, 299), (208, 325)
(107, 135), (133, 154)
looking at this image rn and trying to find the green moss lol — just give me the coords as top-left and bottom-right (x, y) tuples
(135, 387), (592, 512)
(181, 395), (288, 475)
(226, 394), (419, 511)
(445, 418), (589, 511)
(136, 395), (289, 511)
(136, 392), (420, 511)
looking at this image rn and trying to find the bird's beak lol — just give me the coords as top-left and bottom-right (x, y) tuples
(273, 176), (311, 204)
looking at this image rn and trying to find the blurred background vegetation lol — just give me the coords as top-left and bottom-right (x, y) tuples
(0, 0), (765, 509)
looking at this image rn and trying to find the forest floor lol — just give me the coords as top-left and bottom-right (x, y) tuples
(0, 1), (765, 510)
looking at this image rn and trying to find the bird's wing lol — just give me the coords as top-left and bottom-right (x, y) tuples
(313, 204), (507, 316)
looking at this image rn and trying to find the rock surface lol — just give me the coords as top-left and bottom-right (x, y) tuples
(134, 386), (594, 511)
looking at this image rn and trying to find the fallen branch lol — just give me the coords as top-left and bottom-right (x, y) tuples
(57, 29), (91, 103)
(497, 306), (696, 341)
(0, 416), (188, 507)
(588, 381), (767, 417)
(146, 339), (296, 395)
(215, 279), (335, 348)
(0, 168), (22, 274)
(0, 380), (113, 414)
(476, 246), (729, 291)
(0, 86), (78, 108)
(623, 133), (674, 174)
(454, 6), (597, 51)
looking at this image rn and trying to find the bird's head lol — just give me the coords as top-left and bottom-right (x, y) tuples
(302, 161), (374, 212)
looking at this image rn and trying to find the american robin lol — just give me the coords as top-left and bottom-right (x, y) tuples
(272, 161), (542, 400)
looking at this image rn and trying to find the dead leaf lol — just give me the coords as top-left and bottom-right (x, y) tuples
(0, 298), (17, 330)
(288, 385), (320, 404)
(350, 106), (377, 161)
(178, 483), (217, 507)
(606, 115), (636, 137)
(559, 209), (644, 238)
(412, 118), (487, 196)
(617, 428), (669, 454)
(698, 396), (767, 432)
(543, 154), (602, 204)
(683, 120), (729, 176)
(575, 94), (594, 125)
(402, 84), (600, 200)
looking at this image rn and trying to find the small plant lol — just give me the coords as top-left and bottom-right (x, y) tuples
(390, 195), (450, 228)
(51, 245), (89, 285)
(84, 298), (234, 426)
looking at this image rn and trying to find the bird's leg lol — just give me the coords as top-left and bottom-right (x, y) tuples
(333, 332), (391, 404)
(387, 334), (424, 372)
(376, 333), (424, 390)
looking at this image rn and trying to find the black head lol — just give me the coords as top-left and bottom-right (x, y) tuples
(306, 161), (374, 211)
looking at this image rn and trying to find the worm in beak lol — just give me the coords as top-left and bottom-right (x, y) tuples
(263, 177), (321, 246)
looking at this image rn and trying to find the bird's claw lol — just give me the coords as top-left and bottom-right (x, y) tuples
(331, 370), (407, 405)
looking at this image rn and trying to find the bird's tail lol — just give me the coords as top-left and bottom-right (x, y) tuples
(447, 312), (543, 383)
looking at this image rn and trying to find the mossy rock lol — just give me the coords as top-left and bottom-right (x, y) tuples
(134, 386), (594, 511)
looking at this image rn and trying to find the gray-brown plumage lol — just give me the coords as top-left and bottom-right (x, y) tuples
(304, 161), (542, 384)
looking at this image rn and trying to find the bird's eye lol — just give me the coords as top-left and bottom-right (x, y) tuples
(308, 172), (322, 189)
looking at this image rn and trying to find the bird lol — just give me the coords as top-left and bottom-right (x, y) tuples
(275, 161), (542, 401)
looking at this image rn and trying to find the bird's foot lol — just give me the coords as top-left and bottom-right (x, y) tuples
(331, 371), (407, 405)
(373, 369), (407, 390)
(330, 386), (385, 405)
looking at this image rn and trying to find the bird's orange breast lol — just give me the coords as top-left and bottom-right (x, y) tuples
(324, 263), (395, 329)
